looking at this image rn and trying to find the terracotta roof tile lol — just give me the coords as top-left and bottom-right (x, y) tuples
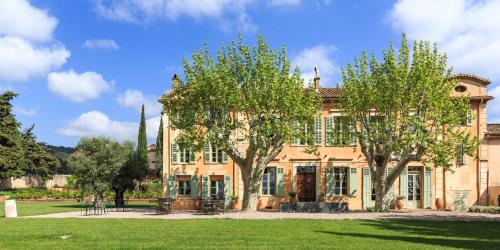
(319, 87), (340, 99)
(487, 124), (500, 135)
(450, 74), (492, 85)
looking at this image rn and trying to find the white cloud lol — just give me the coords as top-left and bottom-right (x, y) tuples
(0, 37), (69, 82)
(58, 111), (161, 142)
(117, 89), (163, 117)
(0, 0), (70, 83)
(388, 0), (500, 123)
(268, 0), (301, 7)
(83, 39), (120, 50)
(291, 45), (338, 86)
(14, 107), (36, 116)
(48, 70), (112, 102)
(0, 0), (57, 42)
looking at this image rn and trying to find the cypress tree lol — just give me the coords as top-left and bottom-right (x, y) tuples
(155, 116), (163, 179)
(21, 124), (60, 183)
(0, 91), (24, 179)
(136, 105), (148, 179)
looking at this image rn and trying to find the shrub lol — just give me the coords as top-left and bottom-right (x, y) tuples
(469, 205), (500, 214)
(367, 207), (381, 212)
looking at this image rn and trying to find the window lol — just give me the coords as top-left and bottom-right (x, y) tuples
(292, 116), (322, 146)
(293, 123), (311, 146)
(210, 177), (224, 200)
(178, 178), (191, 196)
(326, 116), (356, 146)
(456, 144), (468, 166)
(262, 167), (277, 195)
(455, 85), (467, 93)
(334, 167), (348, 195)
(204, 143), (228, 164)
(172, 144), (195, 164)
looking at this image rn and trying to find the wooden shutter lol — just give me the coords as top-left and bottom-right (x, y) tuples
(387, 168), (395, 206)
(350, 122), (357, 146)
(467, 107), (473, 126)
(168, 175), (176, 199)
(224, 175), (232, 208)
(424, 167), (432, 209)
(276, 167), (285, 196)
(349, 168), (358, 197)
(201, 175), (209, 198)
(171, 144), (178, 164)
(222, 151), (228, 164)
(204, 143), (210, 164)
(189, 146), (196, 163)
(325, 116), (334, 146)
(326, 167), (334, 196)
(362, 168), (371, 209)
(400, 167), (408, 208)
(315, 115), (322, 145)
(191, 175), (198, 199)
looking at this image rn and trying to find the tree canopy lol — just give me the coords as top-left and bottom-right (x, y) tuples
(340, 34), (480, 210)
(0, 91), (24, 179)
(21, 125), (60, 181)
(136, 104), (148, 180)
(155, 116), (163, 179)
(162, 35), (320, 211)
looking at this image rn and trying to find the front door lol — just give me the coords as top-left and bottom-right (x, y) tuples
(296, 166), (316, 202)
(407, 167), (422, 209)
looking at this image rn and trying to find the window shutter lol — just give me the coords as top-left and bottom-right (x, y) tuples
(315, 115), (322, 145)
(325, 116), (333, 146)
(424, 167), (432, 209)
(189, 146), (196, 163)
(326, 167), (334, 196)
(350, 122), (357, 146)
(191, 175), (198, 199)
(171, 144), (178, 164)
(349, 168), (358, 197)
(168, 175), (176, 199)
(456, 145), (466, 166)
(204, 143), (210, 164)
(222, 151), (228, 164)
(362, 168), (371, 209)
(276, 167), (285, 196)
(224, 175), (232, 208)
(467, 107), (473, 126)
(201, 175), (209, 198)
(400, 167), (408, 208)
(387, 168), (395, 206)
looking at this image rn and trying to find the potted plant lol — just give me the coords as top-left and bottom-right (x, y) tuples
(288, 191), (297, 204)
(231, 195), (239, 209)
(395, 195), (405, 209)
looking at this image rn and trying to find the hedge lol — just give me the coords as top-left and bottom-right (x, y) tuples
(469, 206), (500, 214)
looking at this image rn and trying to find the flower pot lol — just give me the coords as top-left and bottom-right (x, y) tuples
(395, 199), (404, 209)
(193, 199), (201, 210)
(231, 200), (238, 209)
(435, 198), (445, 210)
(289, 197), (297, 204)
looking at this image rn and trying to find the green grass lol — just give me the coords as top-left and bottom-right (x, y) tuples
(0, 201), (153, 217)
(0, 219), (499, 249)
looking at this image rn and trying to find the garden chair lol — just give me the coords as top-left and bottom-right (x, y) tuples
(156, 198), (173, 214)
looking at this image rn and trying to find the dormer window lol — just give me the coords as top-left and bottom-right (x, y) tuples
(455, 85), (467, 93)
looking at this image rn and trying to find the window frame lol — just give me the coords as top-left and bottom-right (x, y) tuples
(177, 179), (192, 196)
(261, 167), (277, 196)
(333, 167), (348, 196)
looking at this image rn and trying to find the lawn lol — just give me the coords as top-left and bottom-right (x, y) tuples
(0, 201), (152, 217)
(0, 219), (499, 249)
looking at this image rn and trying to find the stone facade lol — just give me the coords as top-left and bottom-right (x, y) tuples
(161, 74), (497, 210)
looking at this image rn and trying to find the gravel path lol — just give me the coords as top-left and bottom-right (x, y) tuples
(25, 208), (500, 221)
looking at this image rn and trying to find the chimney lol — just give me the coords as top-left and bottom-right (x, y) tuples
(172, 73), (180, 89)
(313, 65), (320, 89)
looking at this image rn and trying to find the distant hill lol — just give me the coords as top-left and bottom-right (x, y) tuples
(42, 144), (76, 174)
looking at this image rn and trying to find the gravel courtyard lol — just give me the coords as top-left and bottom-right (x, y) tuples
(26, 208), (500, 221)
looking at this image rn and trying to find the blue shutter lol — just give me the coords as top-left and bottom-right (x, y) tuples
(325, 116), (333, 146)
(191, 175), (198, 199)
(168, 175), (176, 199)
(171, 144), (178, 164)
(349, 168), (358, 197)
(350, 122), (357, 146)
(204, 143), (210, 164)
(467, 107), (473, 126)
(315, 115), (322, 145)
(362, 168), (371, 209)
(326, 167), (334, 196)
(400, 167), (408, 208)
(276, 167), (285, 196)
(387, 168), (395, 207)
(222, 151), (228, 164)
(201, 175), (209, 198)
(424, 167), (432, 209)
(224, 175), (232, 208)
(189, 146), (196, 163)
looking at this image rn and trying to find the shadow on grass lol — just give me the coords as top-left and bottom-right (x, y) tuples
(316, 220), (500, 249)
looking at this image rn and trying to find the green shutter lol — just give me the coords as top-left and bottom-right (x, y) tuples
(400, 167), (408, 208)
(168, 175), (176, 199)
(204, 143), (210, 164)
(222, 151), (228, 164)
(326, 167), (334, 196)
(171, 144), (178, 164)
(424, 167), (432, 209)
(387, 168), (395, 207)
(276, 167), (285, 196)
(349, 168), (358, 197)
(467, 107), (473, 126)
(362, 168), (371, 209)
(224, 175), (232, 208)
(189, 146), (196, 163)
(325, 116), (333, 146)
(201, 175), (209, 198)
(315, 115), (322, 145)
(191, 175), (198, 199)
(350, 123), (357, 146)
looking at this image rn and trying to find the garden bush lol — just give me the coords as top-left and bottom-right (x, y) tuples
(0, 188), (80, 200)
(469, 205), (500, 214)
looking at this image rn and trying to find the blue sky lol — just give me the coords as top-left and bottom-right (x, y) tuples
(1, 0), (500, 147)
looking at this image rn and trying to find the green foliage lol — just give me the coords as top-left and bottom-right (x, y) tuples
(0, 188), (79, 200)
(136, 105), (148, 180)
(155, 116), (163, 178)
(21, 125), (60, 181)
(0, 91), (24, 179)
(69, 137), (134, 198)
(340, 34), (480, 209)
(366, 207), (381, 212)
(469, 206), (500, 214)
(45, 144), (75, 174)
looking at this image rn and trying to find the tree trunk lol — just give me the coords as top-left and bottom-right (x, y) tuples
(114, 188), (125, 208)
(374, 179), (389, 211)
(240, 164), (265, 212)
